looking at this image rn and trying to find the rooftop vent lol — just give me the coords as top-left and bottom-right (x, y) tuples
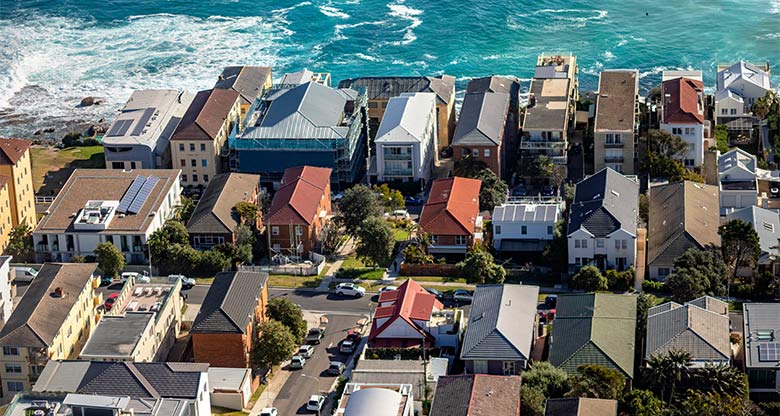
(53, 287), (66, 298)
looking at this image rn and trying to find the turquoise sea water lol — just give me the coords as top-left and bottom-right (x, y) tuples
(0, 0), (778, 135)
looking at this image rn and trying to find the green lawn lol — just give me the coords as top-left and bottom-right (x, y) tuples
(30, 145), (105, 192)
(393, 228), (410, 241)
(417, 283), (475, 293)
(267, 275), (323, 288)
(403, 276), (467, 284)
(211, 407), (248, 416)
(340, 255), (366, 269)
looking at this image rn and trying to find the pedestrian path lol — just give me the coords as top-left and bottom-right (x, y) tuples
(315, 237), (356, 291)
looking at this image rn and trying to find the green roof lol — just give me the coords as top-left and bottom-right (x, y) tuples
(548, 293), (637, 378)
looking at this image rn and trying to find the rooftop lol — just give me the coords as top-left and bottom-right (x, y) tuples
(370, 279), (444, 345)
(192, 271), (268, 334)
(594, 70), (638, 132)
(523, 54), (577, 132)
(79, 312), (155, 360)
(646, 296), (730, 362)
(266, 165), (331, 226)
(122, 283), (176, 314)
(492, 202), (560, 223)
(337, 75), (455, 105)
(451, 92), (510, 147)
(419, 177), (482, 236)
(0, 137), (32, 165)
(186, 173), (260, 235)
(6, 393), (190, 416)
(429, 374), (521, 416)
(726, 206), (780, 262)
(171, 88), (240, 141)
(567, 168), (639, 238)
(743, 303), (780, 369)
(544, 397), (618, 416)
(103, 89), (193, 148)
(717, 61), (771, 92)
(375, 92), (437, 144)
(350, 358), (447, 400)
(336, 383), (413, 416)
(214, 66), (273, 105)
(662, 73), (705, 125)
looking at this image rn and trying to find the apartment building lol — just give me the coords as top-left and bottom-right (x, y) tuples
(214, 66), (273, 122)
(0, 138), (36, 230)
(0, 256), (11, 325)
(0, 178), (15, 253)
(661, 70), (706, 167)
(593, 70), (639, 174)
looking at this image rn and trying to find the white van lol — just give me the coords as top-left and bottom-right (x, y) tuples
(13, 267), (38, 283)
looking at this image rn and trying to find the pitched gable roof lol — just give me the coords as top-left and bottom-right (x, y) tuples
(0, 263), (97, 348)
(186, 173), (260, 235)
(717, 61), (771, 92)
(567, 168), (638, 238)
(466, 76), (521, 96)
(0, 138), (31, 165)
(192, 271), (268, 334)
(718, 147), (756, 175)
(460, 284), (539, 361)
(647, 181), (720, 266)
(662, 77), (704, 124)
(646, 296), (730, 361)
(172, 88), (239, 141)
(419, 177), (481, 236)
(430, 374), (521, 416)
(545, 397), (618, 416)
(337, 75), (455, 105)
(375, 92), (437, 144)
(452, 92), (510, 147)
(214, 66), (272, 105)
(369, 279), (443, 343)
(267, 165), (331, 225)
(549, 293), (637, 378)
(726, 206), (780, 262)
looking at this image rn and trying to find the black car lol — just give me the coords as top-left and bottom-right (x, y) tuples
(425, 288), (443, 299)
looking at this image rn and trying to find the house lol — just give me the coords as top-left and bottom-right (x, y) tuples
(32, 169), (182, 264)
(334, 383), (414, 416)
(337, 75), (456, 148)
(419, 177), (482, 255)
(548, 293), (637, 379)
(350, 358), (448, 408)
(5, 393), (191, 416)
(171, 88), (241, 188)
(368, 279), (462, 348)
(718, 147), (758, 214)
(373, 92), (438, 186)
(103, 90), (194, 170)
(726, 206), (780, 275)
(451, 91), (511, 178)
(0, 256), (11, 325)
(231, 79), (368, 186)
(191, 271), (268, 368)
(0, 138), (36, 230)
(460, 284), (539, 375)
(429, 374), (521, 416)
(266, 166), (331, 259)
(186, 173), (262, 249)
(567, 168), (639, 272)
(208, 367), (253, 410)
(213, 66), (273, 122)
(660, 71), (706, 168)
(647, 181), (720, 280)
(742, 302), (780, 400)
(521, 54), (579, 164)
(646, 296), (730, 366)
(492, 201), (560, 253)
(33, 361), (211, 416)
(0, 263), (100, 398)
(79, 278), (183, 362)
(279, 68), (331, 87)
(544, 397), (618, 416)
(715, 61), (772, 133)
(593, 70), (640, 174)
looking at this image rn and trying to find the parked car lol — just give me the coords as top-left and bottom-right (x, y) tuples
(379, 286), (398, 294)
(511, 184), (527, 197)
(99, 275), (113, 286)
(121, 271), (151, 284)
(405, 196), (423, 205)
(103, 293), (119, 311)
(306, 327), (326, 345)
(298, 345), (315, 358)
(168, 274), (195, 289)
(259, 408), (278, 416)
(545, 295), (558, 308)
(306, 395), (325, 412)
(425, 288), (443, 299)
(384, 210), (410, 219)
(13, 267), (37, 283)
(290, 355), (306, 369)
(339, 339), (356, 354)
(453, 290), (473, 303)
(542, 185), (555, 196)
(335, 282), (365, 297)
(327, 361), (346, 376)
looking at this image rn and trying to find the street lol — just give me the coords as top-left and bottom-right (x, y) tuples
(272, 314), (364, 415)
(269, 288), (372, 315)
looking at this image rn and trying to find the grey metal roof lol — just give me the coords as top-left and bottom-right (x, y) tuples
(350, 358), (447, 400)
(492, 203), (560, 223)
(451, 92), (510, 146)
(79, 313), (155, 359)
(567, 168), (639, 237)
(338, 75), (455, 104)
(103, 90), (193, 149)
(466, 76), (522, 96)
(460, 284), (539, 361)
(192, 271), (268, 334)
(646, 297), (730, 361)
(726, 206), (780, 263)
(717, 61), (771, 92)
(718, 147), (756, 174)
(208, 367), (250, 391)
(214, 66), (272, 105)
(374, 92), (436, 144)
(743, 303), (780, 369)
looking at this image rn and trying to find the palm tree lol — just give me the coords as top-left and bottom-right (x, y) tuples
(692, 364), (747, 397)
(643, 349), (692, 405)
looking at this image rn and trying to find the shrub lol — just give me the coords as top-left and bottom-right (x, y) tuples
(642, 280), (665, 293)
(730, 333), (742, 345)
(335, 268), (385, 280)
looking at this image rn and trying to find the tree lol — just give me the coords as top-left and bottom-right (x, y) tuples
(373, 183), (405, 213)
(234, 224), (255, 265)
(252, 320), (297, 368)
(752, 90), (779, 122)
(94, 242), (125, 278)
(638, 193), (649, 225)
(6, 224), (33, 262)
(453, 155), (488, 177)
(692, 364), (747, 398)
(719, 219), (760, 285)
(642, 349), (692, 404)
(320, 221), (343, 254)
(337, 185), (382, 236)
(402, 244), (433, 264)
(570, 265), (608, 291)
(635, 293), (657, 365)
(457, 246), (506, 284)
(149, 221), (195, 275)
(606, 268), (633, 291)
(665, 248), (727, 303)
(234, 202), (259, 225)
(266, 298), (307, 343)
(149, 221), (190, 254)
(195, 249), (229, 276)
(643, 129), (695, 180)
(566, 364), (626, 400)
(676, 390), (753, 416)
(518, 155), (565, 188)
(713, 125), (730, 153)
(355, 216), (394, 268)
(522, 362), (571, 398)
(619, 389), (666, 416)
(520, 387), (546, 416)
(177, 196), (195, 223)
(543, 219), (568, 272)
(473, 168), (508, 212)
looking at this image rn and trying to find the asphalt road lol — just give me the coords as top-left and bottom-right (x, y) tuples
(273, 314), (365, 415)
(269, 288), (373, 316)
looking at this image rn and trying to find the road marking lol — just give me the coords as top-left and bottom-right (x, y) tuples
(328, 342), (333, 348)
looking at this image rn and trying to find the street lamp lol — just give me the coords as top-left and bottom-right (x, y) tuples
(300, 373), (322, 416)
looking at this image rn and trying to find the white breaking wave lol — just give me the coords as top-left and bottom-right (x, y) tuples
(355, 53), (381, 62)
(319, 5), (350, 19)
(387, 2), (423, 46)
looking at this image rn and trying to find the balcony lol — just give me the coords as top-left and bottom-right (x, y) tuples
(604, 142), (624, 148)
(605, 156), (624, 163)
(383, 169), (413, 177)
(520, 141), (567, 150)
(383, 153), (413, 160)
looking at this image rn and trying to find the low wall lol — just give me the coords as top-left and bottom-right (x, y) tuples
(211, 392), (244, 411)
(400, 263), (459, 277)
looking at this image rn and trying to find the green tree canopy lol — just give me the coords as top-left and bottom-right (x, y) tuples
(373, 183), (405, 212)
(355, 216), (394, 268)
(252, 320), (297, 368)
(337, 185), (382, 236)
(522, 362), (571, 398)
(570, 265), (608, 291)
(641, 349), (692, 404)
(148, 221), (195, 275)
(566, 364), (626, 400)
(6, 224), (33, 262)
(453, 155), (488, 177)
(453, 155), (508, 212)
(234, 202), (259, 225)
(718, 219), (760, 283)
(692, 364), (747, 398)
(605, 268), (633, 291)
(94, 242), (125, 278)
(456, 246), (506, 284)
(402, 243), (433, 265)
(665, 248), (727, 303)
(517, 155), (565, 188)
(195, 249), (230, 276)
(676, 390), (754, 416)
(177, 196), (195, 223)
(619, 389), (666, 416)
(642, 129), (702, 181)
(266, 298), (307, 343)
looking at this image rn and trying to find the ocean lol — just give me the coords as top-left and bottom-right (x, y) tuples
(0, 0), (779, 137)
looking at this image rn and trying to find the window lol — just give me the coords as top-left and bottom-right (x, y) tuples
(658, 268), (671, 278)
(272, 226), (279, 236)
(730, 108), (737, 115)
(130, 162), (136, 169)
(204, 175), (209, 182)
(547, 225), (553, 235)
(484, 149), (490, 157)
(521, 225), (527, 235)
(111, 162), (124, 169)
(621, 240), (627, 249)
(200, 143), (206, 151)
(596, 239), (604, 248)
(581, 239), (588, 248)
(495, 225), (501, 234)
(684, 159), (694, 167)
(575, 239), (581, 248)
(502, 361), (517, 376)
(7, 382), (24, 392)
(179, 144), (185, 152)
(180, 159), (186, 167)
(456, 235), (467, 245)
(192, 174), (198, 182)
(201, 159), (208, 167)
(4, 364), (20, 373)
(368, 101), (378, 109)
(181, 174), (187, 182)
(272, 243), (280, 252)
(191, 159), (196, 167)
(295, 226), (303, 236)
(430, 235), (438, 244)
(721, 108), (728, 115)
(615, 239), (621, 249)
(472, 149), (479, 156)
(189, 144), (195, 151)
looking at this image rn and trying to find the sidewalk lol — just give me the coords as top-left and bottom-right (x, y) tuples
(315, 237), (356, 291)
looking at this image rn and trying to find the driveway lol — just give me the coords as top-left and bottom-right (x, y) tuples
(272, 314), (365, 415)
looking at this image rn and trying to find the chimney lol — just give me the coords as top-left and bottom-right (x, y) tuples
(53, 287), (66, 298)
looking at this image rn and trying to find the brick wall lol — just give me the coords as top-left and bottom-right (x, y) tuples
(192, 333), (249, 368)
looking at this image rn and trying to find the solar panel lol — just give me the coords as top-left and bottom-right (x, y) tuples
(758, 342), (780, 362)
(106, 119), (127, 137)
(117, 176), (146, 213)
(127, 176), (160, 214)
(131, 108), (156, 136)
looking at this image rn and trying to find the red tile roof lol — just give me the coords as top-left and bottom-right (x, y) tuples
(369, 279), (443, 345)
(419, 177), (482, 236)
(267, 166), (331, 225)
(662, 77), (704, 124)
(172, 89), (240, 141)
(0, 138), (31, 165)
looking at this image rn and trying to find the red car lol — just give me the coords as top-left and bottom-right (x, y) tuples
(103, 293), (119, 311)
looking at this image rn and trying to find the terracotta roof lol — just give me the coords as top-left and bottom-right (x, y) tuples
(0, 138), (31, 165)
(369, 279), (443, 343)
(662, 77), (704, 124)
(430, 374), (521, 416)
(545, 397), (618, 416)
(419, 177), (481, 236)
(267, 166), (331, 225)
(172, 89), (240, 141)
(186, 173), (260, 235)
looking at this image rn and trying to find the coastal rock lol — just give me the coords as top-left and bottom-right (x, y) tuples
(80, 96), (96, 106)
(34, 130), (42, 136)
(43, 127), (55, 133)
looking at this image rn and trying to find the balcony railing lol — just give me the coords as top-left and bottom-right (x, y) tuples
(383, 169), (413, 177)
(604, 142), (624, 148)
(520, 141), (567, 150)
(383, 153), (413, 160)
(605, 156), (624, 163)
